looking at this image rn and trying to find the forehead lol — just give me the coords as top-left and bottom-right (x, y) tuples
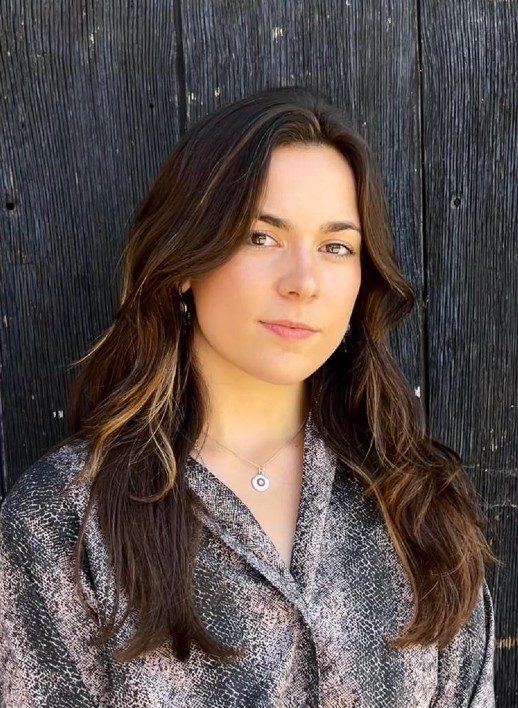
(255, 144), (359, 222)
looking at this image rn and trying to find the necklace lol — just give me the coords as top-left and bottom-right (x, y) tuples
(192, 414), (309, 493)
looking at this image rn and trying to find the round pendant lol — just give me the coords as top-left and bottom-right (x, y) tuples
(251, 472), (270, 492)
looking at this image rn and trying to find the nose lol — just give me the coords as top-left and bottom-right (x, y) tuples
(277, 244), (319, 299)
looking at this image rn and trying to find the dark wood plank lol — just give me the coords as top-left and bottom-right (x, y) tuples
(0, 1), (183, 496)
(419, 1), (518, 703)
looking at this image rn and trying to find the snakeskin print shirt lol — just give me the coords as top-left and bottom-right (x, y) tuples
(0, 414), (495, 707)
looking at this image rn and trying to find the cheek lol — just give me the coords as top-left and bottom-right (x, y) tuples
(328, 268), (361, 321)
(192, 262), (259, 328)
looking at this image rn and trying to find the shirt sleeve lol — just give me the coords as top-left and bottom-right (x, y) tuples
(0, 463), (109, 707)
(432, 578), (496, 707)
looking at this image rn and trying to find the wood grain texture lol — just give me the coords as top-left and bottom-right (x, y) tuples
(418, 1), (517, 702)
(1, 0), (516, 701)
(0, 1), (183, 491)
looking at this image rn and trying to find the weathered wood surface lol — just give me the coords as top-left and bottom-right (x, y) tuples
(1, 0), (516, 702)
(419, 1), (518, 701)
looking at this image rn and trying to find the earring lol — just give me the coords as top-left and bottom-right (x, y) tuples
(178, 287), (191, 326)
(342, 323), (352, 351)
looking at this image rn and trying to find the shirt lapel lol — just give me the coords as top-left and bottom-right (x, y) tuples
(289, 411), (338, 600)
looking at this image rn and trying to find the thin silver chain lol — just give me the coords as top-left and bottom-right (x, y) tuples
(192, 414), (309, 492)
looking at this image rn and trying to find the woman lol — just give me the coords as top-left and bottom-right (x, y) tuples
(0, 86), (497, 707)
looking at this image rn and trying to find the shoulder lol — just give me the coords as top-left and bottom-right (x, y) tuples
(0, 439), (92, 563)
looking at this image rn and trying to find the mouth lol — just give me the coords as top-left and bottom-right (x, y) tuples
(259, 321), (317, 340)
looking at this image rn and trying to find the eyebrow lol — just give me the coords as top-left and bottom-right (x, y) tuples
(256, 212), (362, 236)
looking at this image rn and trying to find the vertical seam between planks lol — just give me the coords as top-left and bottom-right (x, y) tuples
(174, 0), (187, 135)
(414, 0), (430, 423)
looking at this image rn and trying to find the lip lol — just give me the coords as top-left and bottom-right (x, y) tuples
(260, 321), (317, 340)
(261, 319), (317, 331)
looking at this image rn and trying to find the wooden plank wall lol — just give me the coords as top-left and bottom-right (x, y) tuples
(1, 0), (516, 702)
(420, 2), (517, 700)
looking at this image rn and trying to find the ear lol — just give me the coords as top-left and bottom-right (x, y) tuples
(179, 279), (191, 295)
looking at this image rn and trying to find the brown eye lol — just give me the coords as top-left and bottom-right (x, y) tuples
(247, 231), (276, 247)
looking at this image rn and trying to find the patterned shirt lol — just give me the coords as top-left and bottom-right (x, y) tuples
(0, 414), (495, 707)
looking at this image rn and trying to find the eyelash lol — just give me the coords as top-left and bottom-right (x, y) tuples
(245, 231), (356, 258)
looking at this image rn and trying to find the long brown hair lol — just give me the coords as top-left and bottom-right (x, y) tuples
(56, 85), (498, 664)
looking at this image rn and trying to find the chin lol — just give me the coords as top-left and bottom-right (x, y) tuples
(245, 361), (321, 386)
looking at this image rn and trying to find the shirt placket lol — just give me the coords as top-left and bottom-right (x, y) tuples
(183, 412), (338, 628)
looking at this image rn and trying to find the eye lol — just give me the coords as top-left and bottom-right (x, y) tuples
(247, 231), (276, 247)
(322, 243), (356, 258)
(245, 232), (356, 258)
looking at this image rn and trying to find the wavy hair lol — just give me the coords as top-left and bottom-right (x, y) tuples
(56, 85), (498, 663)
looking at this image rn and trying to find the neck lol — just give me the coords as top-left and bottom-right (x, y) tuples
(191, 323), (314, 459)
(198, 396), (311, 459)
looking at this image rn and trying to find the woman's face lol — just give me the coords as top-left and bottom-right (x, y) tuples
(181, 143), (362, 386)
